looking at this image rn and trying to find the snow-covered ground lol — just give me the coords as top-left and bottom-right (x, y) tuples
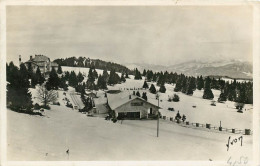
(7, 106), (252, 161)
(7, 66), (253, 161)
(106, 76), (252, 130)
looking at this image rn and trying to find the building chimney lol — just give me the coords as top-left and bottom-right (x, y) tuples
(19, 55), (21, 65)
(30, 56), (32, 60)
(129, 95), (131, 99)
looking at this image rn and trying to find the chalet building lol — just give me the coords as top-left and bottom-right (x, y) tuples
(20, 55), (58, 74)
(107, 92), (160, 119)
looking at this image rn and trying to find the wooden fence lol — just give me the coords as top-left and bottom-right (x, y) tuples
(160, 116), (252, 135)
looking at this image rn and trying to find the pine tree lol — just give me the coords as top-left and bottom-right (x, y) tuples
(211, 78), (219, 89)
(152, 73), (157, 82)
(197, 75), (204, 90)
(228, 79), (237, 101)
(218, 87), (228, 102)
(46, 67), (60, 90)
(19, 63), (29, 86)
(142, 92), (148, 101)
(157, 74), (165, 86)
(57, 65), (63, 74)
(97, 74), (107, 90)
(164, 71), (169, 83)
(149, 84), (157, 94)
(59, 75), (68, 91)
(236, 83), (246, 103)
(64, 71), (70, 80)
(142, 81), (149, 89)
(159, 84), (166, 93)
(218, 78), (225, 90)
(134, 68), (142, 80)
(86, 68), (96, 90)
(92, 67), (98, 79)
(203, 77), (214, 99)
(245, 82), (253, 104)
(174, 76), (183, 92)
(142, 69), (147, 76)
(77, 72), (84, 83)
(108, 69), (120, 85)
(31, 67), (45, 87)
(186, 77), (196, 95)
(7, 62), (33, 112)
(172, 94), (180, 102)
(36, 67), (45, 85)
(31, 74), (38, 88)
(69, 71), (78, 87)
(181, 77), (188, 93)
(27, 63), (34, 79)
(146, 70), (153, 82)
(102, 69), (109, 82)
(75, 84), (85, 94)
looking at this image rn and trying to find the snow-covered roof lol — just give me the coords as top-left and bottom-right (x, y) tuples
(25, 55), (58, 67)
(107, 92), (160, 110)
(32, 55), (50, 62)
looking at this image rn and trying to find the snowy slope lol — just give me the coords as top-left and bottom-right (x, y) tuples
(7, 66), (253, 161)
(7, 107), (252, 161)
(105, 80), (252, 130)
(62, 66), (252, 130)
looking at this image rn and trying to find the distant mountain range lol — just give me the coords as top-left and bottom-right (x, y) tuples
(124, 59), (253, 79)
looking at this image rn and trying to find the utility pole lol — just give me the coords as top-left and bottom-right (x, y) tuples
(156, 93), (160, 137)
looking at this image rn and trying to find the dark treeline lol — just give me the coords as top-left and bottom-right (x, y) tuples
(139, 68), (253, 104)
(6, 61), (253, 115)
(52, 65), (127, 94)
(54, 57), (134, 75)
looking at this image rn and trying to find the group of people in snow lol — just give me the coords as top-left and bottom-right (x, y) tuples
(175, 111), (186, 123)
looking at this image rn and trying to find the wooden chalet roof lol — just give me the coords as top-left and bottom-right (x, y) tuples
(107, 92), (161, 110)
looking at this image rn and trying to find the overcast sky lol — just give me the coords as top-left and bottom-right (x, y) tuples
(7, 6), (253, 66)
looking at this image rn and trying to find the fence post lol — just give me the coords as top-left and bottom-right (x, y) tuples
(245, 129), (251, 135)
(232, 129), (235, 133)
